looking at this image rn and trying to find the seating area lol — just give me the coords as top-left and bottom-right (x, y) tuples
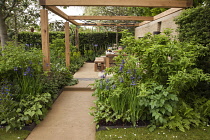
(94, 57), (105, 72)
(94, 54), (118, 72)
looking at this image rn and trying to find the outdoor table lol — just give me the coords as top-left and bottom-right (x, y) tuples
(105, 54), (118, 68)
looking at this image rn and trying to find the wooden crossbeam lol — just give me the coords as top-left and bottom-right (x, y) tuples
(78, 23), (139, 27)
(68, 16), (154, 21)
(39, 0), (193, 8)
(46, 6), (79, 25)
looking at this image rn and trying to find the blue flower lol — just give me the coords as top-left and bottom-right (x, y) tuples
(112, 84), (116, 89)
(26, 67), (31, 72)
(105, 86), (109, 90)
(127, 70), (131, 74)
(119, 66), (123, 72)
(23, 72), (27, 76)
(130, 76), (135, 80)
(130, 81), (136, 86)
(122, 59), (125, 64)
(120, 78), (124, 83)
(14, 67), (18, 71)
(101, 75), (106, 79)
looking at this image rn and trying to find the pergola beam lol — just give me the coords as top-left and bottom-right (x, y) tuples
(39, 0), (193, 8)
(78, 23), (139, 27)
(69, 16), (154, 21)
(46, 6), (79, 26)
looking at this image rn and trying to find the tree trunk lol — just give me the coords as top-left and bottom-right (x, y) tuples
(0, 9), (8, 51)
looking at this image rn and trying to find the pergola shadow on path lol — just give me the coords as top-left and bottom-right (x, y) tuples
(39, 0), (193, 71)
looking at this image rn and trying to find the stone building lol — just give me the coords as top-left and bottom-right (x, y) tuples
(135, 8), (183, 39)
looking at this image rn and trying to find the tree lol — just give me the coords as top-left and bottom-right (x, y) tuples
(84, 6), (167, 32)
(0, 0), (39, 50)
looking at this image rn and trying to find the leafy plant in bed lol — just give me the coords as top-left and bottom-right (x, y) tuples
(0, 42), (76, 131)
(90, 29), (210, 132)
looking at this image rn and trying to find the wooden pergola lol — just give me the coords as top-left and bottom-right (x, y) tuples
(39, 0), (193, 71)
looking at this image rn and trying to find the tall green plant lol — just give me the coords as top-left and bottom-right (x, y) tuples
(91, 30), (210, 132)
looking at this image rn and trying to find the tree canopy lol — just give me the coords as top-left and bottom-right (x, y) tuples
(0, 0), (39, 49)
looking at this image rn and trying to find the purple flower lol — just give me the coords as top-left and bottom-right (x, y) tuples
(112, 84), (116, 89)
(130, 76), (135, 80)
(14, 67), (18, 71)
(122, 59), (125, 64)
(127, 70), (131, 74)
(131, 81), (136, 86)
(119, 66), (123, 72)
(101, 75), (106, 79)
(105, 86), (109, 90)
(120, 78), (124, 83)
(26, 67), (31, 72)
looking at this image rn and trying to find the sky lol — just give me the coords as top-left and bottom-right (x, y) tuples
(48, 6), (84, 23)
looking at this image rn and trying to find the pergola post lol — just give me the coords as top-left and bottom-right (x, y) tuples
(65, 22), (70, 69)
(75, 26), (79, 49)
(40, 9), (50, 71)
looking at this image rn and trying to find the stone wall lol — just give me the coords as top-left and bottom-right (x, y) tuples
(135, 8), (183, 39)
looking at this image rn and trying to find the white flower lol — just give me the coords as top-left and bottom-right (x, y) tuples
(17, 137), (20, 139)
(163, 133), (165, 135)
(124, 128), (126, 129)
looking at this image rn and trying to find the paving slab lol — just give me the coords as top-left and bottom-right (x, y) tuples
(26, 63), (97, 140)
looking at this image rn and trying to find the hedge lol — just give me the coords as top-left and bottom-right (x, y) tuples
(18, 31), (122, 54)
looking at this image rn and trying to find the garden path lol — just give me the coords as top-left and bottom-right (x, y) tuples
(26, 63), (100, 140)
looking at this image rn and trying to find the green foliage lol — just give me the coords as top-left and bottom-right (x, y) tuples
(91, 29), (210, 132)
(175, 5), (210, 47)
(18, 31), (120, 55)
(49, 38), (86, 74)
(0, 42), (76, 131)
(0, 93), (52, 131)
(0, 42), (43, 79)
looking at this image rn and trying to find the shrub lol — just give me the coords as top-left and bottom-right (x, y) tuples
(90, 30), (210, 132)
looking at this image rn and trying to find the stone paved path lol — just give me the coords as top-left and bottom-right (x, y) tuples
(26, 63), (98, 140)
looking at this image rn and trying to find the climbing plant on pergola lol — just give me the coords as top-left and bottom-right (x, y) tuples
(38, 0), (193, 71)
